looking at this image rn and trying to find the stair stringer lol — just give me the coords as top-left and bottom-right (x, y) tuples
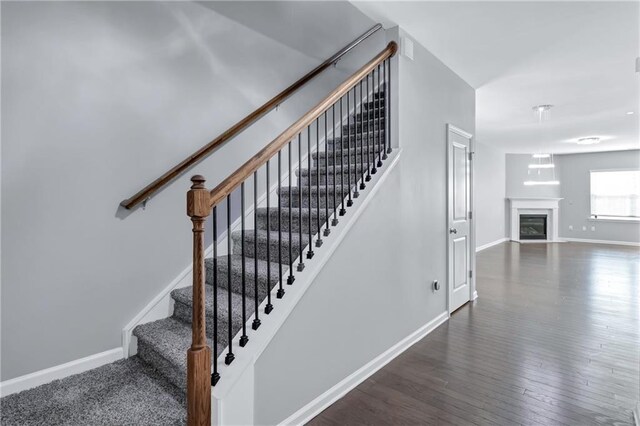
(211, 150), (401, 425)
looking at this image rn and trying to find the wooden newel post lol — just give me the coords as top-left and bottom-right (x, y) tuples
(187, 175), (212, 426)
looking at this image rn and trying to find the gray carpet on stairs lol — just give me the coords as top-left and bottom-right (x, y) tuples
(0, 358), (186, 426)
(0, 88), (387, 425)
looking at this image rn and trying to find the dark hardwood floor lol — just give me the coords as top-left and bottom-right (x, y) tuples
(309, 242), (639, 425)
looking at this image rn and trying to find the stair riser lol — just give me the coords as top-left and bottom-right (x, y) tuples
(280, 191), (350, 209)
(233, 235), (309, 265)
(342, 122), (385, 135)
(137, 343), (187, 392)
(204, 258), (280, 300)
(363, 100), (386, 110)
(299, 171), (365, 186)
(313, 152), (384, 168)
(256, 208), (329, 233)
(172, 301), (243, 350)
(327, 131), (386, 150)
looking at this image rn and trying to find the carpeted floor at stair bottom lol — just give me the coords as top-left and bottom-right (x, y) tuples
(0, 357), (186, 426)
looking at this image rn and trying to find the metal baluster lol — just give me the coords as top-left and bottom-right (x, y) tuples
(376, 64), (383, 168)
(365, 72), (372, 181)
(239, 183), (248, 347)
(359, 79), (366, 191)
(306, 126), (314, 258)
(287, 142), (295, 284)
(315, 118), (323, 247)
(252, 173), (260, 330)
(372, 67), (379, 174)
(386, 58), (392, 156)
(324, 111), (330, 237)
(348, 88), (356, 204)
(211, 206), (220, 385)
(297, 133), (305, 271)
(277, 151), (285, 298)
(265, 162), (273, 314)
(332, 104), (339, 226)
(225, 195), (234, 365)
(339, 97), (347, 216)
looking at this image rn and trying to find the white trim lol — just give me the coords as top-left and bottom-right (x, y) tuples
(632, 401), (639, 426)
(278, 311), (449, 426)
(0, 348), (123, 397)
(476, 237), (508, 252)
(588, 216), (640, 223)
(563, 237), (640, 247)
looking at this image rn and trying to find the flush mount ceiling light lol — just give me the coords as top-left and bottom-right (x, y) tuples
(524, 180), (560, 186)
(576, 137), (600, 145)
(532, 153), (551, 159)
(627, 111), (635, 115)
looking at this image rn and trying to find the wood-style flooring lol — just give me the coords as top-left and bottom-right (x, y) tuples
(309, 242), (639, 425)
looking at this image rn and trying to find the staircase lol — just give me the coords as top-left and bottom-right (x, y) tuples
(132, 91), (389, 394)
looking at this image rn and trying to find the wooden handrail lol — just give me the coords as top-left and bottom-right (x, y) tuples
(208, 41), (397, 209)
(120, 24), (383, 210)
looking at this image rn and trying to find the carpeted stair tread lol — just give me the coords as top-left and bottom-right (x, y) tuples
(296, 164), (368, 186)
(279, 184), (351, 208)
(256, 207), (330, 233)
(232, 228), (312, 264)
(133, 318), (219, 391)
(327, 130), (386, 148)
(312, 144), (384, 162)
(171, 283), (256, 345)
(204, 255), (282, 298)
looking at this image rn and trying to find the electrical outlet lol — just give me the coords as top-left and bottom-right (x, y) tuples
(582, 226), (587, 231)
(569, 225), (573, 230)
(591, 226), (596, 231)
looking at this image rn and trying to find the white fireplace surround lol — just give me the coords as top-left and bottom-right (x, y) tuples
(508, 198), (562, 242)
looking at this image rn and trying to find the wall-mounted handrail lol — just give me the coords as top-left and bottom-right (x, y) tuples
(120, 23), (383, 210)
(207, 41), (397, 209)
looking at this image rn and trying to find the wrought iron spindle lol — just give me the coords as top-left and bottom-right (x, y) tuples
(324, 111), (330, 237)
(365, 72), (372, 181)
(332, 104), (339, 226)
(287, 142), (295, 284)
(211, 206), (220, 385)
(371, 67), (378, 174)
(252, 173), (260, 330)
(265, 161), (273, 314)
(383, 59), (388, 160)
(277, 151), (285, 298)
(307, 126), (314, 258)
(339, 96), (347, 216)
(225, 195), (234, 365)
(297, 133), (305, 271)
(386, 58), (392, 155)
(377, 64), (383, 168)
(348, 89), (356, 204)
(359, 79), (366, 190)
(239, 183), (248, 347)
(315, 118), (323, 247)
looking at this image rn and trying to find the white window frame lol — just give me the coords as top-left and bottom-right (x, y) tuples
(589, 168), (640, 222)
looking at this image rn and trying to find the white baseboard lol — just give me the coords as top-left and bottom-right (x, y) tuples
(633, 401), (639, 425)
(476, 237), (508, 252)
(278, 311), (449, 426)
(0, 347), (123, 397)
(563, 237), (640, 247)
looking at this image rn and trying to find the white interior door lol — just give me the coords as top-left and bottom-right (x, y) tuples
(447, 124), (474, 313)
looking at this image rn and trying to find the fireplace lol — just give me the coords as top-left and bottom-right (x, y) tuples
(520, 214), (547, 240)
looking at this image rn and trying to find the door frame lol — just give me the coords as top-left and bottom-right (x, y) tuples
(446, 124), (476, 315)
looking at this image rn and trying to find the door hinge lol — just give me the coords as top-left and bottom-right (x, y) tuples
(469, 270), (473, 278)
(468, 152), (474, 161)
(468, 211), (473, 219)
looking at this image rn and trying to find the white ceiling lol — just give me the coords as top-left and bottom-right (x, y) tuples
(353, 1), (640, 154)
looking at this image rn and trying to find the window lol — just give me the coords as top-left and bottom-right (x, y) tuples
(590, 170), (640, 219)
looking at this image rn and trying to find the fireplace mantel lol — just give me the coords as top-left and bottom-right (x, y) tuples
(507, 198), (562, 242)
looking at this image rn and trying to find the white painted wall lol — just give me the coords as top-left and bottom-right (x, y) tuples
(474, 142), (507, 248)
(0, 1), (378, 381)
(557, 150), (640, 243)
(252, 27), (475, 425)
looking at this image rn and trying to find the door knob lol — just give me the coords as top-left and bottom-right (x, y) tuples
(449, 228), (457, 234)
